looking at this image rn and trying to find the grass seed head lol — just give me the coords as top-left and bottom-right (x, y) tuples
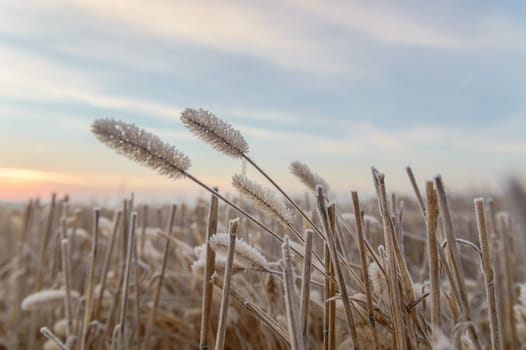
(289, 160), (329, 192)
(181, 108), (249, 158)
(92, 118), (191, 180)
(233, 174), (295, 227)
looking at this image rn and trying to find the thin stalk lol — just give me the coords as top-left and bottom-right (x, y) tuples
(94, 211), (122, 320)
(351, 191), (378, 349)
(10, 200), (32, 340)
(372, 169), (405, 350)
(426, 182), (441, 332)
(214, 220), (239, 350)
(183, 170), (330, 279)
(140, 205), (148, 258)
(282, 236), (304, 350)
(211, 274), (290, 346)
(405, 166), (426, 217)
(323, 240), (331, 350)
(80, 209), (100, 350)
(143, 204), (177, 350)
(327, 205), (337, 350)
(132, 231), (141, 345)
(336, 211), (387, 278)
(200, 189), (219, 350)
(388, 215), (426, 348)
(244, 156), (313, 239)
(474, 198), (502, 350)
(41, 327), (67, 350)
(316, 186), (358, 349)
(435, 176), (481, 349)
(405, 167), (429, 282)
(499, 215), (518, 349)
(118, 212), (137, 346)
(122, 200), (129, 272)
(299, 229), (313, 349)
(244, 155), (358, 277)
(35, 193), (56, 291)
(60, 239), (73, 339)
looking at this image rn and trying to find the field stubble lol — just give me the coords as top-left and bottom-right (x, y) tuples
(1, 109), (525, 350)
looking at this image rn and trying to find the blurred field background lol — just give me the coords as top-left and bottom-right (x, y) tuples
(1, 1), (526, 349)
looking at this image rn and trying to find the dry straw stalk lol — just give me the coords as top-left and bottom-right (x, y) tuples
(199, 191), (219, 350)
(214, 219), (239, 350)
(475, 198), (502, 350)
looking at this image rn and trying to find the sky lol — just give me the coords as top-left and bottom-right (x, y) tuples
(1, 0), (525, 204)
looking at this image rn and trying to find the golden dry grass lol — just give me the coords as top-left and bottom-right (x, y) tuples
(1, 112), (525, 349)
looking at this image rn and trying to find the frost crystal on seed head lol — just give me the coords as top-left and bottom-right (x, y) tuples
(91, 118), (191, 180)
(180, 108), (249, 158)
(208, 233), (268, 271)
(232, 174), (295, 227)
(289, 161), (329, 192)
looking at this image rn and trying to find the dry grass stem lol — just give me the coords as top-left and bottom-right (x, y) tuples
(118, 211), (137, 346)
(282, 236), (304, 350)
(474, 198), (502, 350)
(40, 327), (67, 350)
(498, 214), (518, 348)
(405, 166), (426, 217)
(143, 204), (177, 350)
(425, 181), (441, 332)
(80, 209), (100, 350)
(200, 190), (219, 350)
(316, 185), (358, 349)
(351, 191), (379, 349)
(372, 168), (406, 350)
(435, 176), (480, 349)
(214, 219), (239, 350)
(211, 274), (290, 346)
(299, 229), (313, 348)
(60, 239), (73, 338)
(94, 210), (122, 320)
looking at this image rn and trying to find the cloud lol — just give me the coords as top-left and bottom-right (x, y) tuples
(229, 108), (526, 159)
(55, 0), (526, 62)
(456, 139), (526, 155)
(3, 0), (524, 82)
(288, 0), (462, 48)
(289, 0), (526, 53)
(224, 108), (302, 124)
(231, 118), (448, 156)
(0, 45), (184, 119)
(27, 0), (343, 73)
(0, 46), (345, 128)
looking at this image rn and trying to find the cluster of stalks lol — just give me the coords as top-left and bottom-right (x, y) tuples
(0, 108), (525, 349)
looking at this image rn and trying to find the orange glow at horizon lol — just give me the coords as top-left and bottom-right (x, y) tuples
(0, 167), (232, 202)
(0, 168), (95, 201)
(0, 168), (81, 184)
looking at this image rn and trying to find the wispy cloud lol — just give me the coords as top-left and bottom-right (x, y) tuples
(456, 139), (526, 155)
(31, 0), (343, 73)
(289, 0), (462, 48)
(232, 119), (447, 156)
(0, 46), (183, 119)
